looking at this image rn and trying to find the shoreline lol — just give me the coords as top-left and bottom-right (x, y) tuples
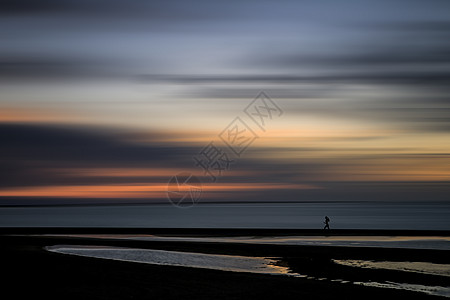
(2, 230), (449, 299)
(2, 227), (450, 236)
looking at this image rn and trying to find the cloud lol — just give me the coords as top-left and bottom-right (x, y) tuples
(271, 48), (450, 67)
(362, 21), (450, 32)
(0, 124), (198, 187)
(0, 123), (449, 203)
(0, 123), (193, 164)
(0, 0), (238, 21)
(0, 0), (74, 14)
(135, 72), (450, 86)
(0, 56), (118, 81)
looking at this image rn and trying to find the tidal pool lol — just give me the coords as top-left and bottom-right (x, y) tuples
(47, 245), (292, 275)
(48, 245), (450, 298)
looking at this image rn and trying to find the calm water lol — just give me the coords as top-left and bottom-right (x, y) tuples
(48, 245), (450, 298)
(1, 202), (449, 229)
(87, 235), (450, 250)
(47, 245), (290, 275)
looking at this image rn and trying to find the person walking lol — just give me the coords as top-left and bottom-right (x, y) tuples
(323, 216), (330, 230)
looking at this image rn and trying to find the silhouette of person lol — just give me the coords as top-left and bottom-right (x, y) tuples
(323, 216), (330, 230)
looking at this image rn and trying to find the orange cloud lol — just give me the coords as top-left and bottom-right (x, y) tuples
(0, 183), (318, 198)
(0, 106), (72, 123)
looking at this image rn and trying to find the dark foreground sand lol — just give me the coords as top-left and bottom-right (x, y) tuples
(1, 229), (449, 300)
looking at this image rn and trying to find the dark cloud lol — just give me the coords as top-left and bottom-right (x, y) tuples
(0, 123), (193, 164)
(182, 87), (333, 99)
(136, 72), (450, 86)
(0, 0), (238, 21)
(0, 0), (158, 15)
(235, 51), (450, 87)
(363, 21), (450, 32)
(274, 48), (450, 67)
(0, 124), (199, 188)
(0, 56), (118, 81)
(0, 0), (74, 14)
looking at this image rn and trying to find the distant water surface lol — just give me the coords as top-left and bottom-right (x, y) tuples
(1, 202), (449, 230)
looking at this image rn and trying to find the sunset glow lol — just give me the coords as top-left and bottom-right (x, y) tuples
(0, 0), (449, 205)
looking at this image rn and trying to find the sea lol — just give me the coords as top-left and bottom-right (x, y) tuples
(0, 201), (449, 229)
(5, 201), (449, 298)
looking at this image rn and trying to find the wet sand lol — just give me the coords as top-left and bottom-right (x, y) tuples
(1, 228), (449, 299)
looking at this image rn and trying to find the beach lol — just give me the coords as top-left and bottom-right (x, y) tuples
(2, 228), (449, 299)
(2, 0), (449, 298)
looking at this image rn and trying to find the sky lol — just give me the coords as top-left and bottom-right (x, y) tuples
(0, 0), (449, 205)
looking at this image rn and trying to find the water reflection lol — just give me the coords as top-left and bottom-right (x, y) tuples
(47, 245), (294, 276)
(356, 281), (450, 298)
(334, 259), (450, 297)
(333, 259), (450, 277)
(48, 234), (450, 250)
(47, 245), (450, 298)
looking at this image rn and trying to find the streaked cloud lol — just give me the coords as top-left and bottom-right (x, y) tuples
(0, 0), (449, 205)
